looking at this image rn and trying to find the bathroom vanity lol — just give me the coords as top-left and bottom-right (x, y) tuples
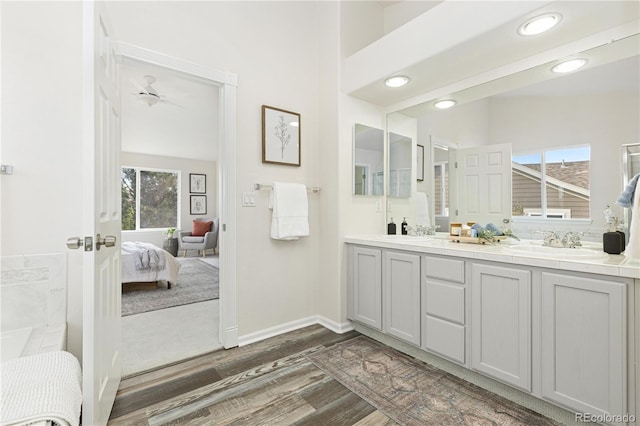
(346, 235), (639, 426)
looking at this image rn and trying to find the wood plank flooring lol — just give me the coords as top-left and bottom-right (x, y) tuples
(107, 324), (556, 425)
(108, 325), (379, 425)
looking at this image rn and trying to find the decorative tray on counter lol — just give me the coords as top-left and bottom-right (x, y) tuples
(448, 235), (507, 244)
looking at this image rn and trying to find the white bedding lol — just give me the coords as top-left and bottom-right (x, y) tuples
(121, 242), (180, 285)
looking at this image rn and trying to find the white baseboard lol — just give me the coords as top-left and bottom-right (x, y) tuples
(238, 316), (354, 347)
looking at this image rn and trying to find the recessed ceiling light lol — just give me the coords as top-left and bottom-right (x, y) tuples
(518, 12), (562, 36)
(551, 58), (588, 73)
(384, 75), (410, 88)
(434, 99), (456, 109)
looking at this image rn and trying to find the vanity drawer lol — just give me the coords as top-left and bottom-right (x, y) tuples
(425, 279), (465, 324)
(423, 315), (465, 364)
(424, 256), (465, 283)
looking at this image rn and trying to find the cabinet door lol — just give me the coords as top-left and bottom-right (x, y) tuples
(349, 247), (382, 330)
(541, 272), (626, 420)
(383, 251), (421, 345)
(471, 264), (531, 391)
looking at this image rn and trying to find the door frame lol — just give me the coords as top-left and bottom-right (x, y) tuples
(113, 42), (238, 348)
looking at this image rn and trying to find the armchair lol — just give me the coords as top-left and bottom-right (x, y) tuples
(178, 218), (219, 257)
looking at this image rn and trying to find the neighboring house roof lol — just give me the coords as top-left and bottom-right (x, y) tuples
(512, 161), (590, 201)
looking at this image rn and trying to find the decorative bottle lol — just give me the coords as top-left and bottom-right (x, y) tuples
(401, 217), (408, 235)
(387, 218), (396, 235)
(603, 206), (625, 254)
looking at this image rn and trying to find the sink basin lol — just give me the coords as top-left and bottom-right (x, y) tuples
(375, 235), (436, 243)
(506, 244), (609, 260)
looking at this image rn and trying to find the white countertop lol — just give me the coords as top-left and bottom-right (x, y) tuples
(344, 233), (640, 279)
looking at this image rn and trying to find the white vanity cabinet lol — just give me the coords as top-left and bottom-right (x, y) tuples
(422, 255), (466, 364)
(346, 238), (636, 425)
(383, 251), (421, 345)
(471, 263), (532, 392)
(347, 246), (382, 330)
(540, 272), (627, 422)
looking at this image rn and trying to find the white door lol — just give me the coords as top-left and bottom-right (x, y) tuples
(349, 246), (382, 330)
(81, 2), (122, 424)
(471, 263), (531, 392)
(383, 251), (421, 346)
(540, 272), (626, 421)
(456, 143), (512, 226)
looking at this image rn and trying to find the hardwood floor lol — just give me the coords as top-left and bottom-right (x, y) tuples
(108, 325), (384, 425)
(107, 324), (558, 426)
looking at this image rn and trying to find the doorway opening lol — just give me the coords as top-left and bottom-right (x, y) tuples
(114, 43), (238, 376)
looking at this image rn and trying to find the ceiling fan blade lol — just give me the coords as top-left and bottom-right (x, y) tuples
(130, 78), (149, 95)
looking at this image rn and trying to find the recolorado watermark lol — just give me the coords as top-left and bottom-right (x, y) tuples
(575, 413), (636, 423)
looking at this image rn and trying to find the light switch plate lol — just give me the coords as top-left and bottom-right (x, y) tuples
(242, 191), (256, 207)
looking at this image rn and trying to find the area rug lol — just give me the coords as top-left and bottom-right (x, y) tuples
(307, 336), (560, 426)
(121, 258), (219, 317)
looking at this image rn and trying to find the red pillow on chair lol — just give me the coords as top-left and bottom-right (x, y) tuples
(192, 220), (213, 236)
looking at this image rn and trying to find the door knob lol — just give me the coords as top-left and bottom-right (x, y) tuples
(66, 237), (83, 250)
(96, 234), (116, 250)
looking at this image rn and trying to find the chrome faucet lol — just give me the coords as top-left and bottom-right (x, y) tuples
(561, 232), (583, 248)
(407, 224), (437, 236)
(542, 231), (583, 248)
(542, 231), (563, 247)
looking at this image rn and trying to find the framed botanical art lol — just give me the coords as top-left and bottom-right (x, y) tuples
(262, 105), (301, 166)
(190, 195), (207, 215)
(190, 173), (206, 193)
(416, 144), (424, 181)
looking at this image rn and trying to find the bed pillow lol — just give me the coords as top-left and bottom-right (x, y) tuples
(192, 220), (213, 236)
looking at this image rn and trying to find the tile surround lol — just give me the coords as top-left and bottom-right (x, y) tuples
(0, 253), (67, 332)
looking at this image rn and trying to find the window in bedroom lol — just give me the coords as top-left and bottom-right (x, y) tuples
(121, 167), (179, 231)
(512, 145), (590, 220)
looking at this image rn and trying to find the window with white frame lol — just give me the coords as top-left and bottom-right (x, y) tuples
(512, 146), (590, 219)
(121, 167), (179, 230)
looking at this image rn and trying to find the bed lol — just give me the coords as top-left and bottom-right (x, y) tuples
(121, 242), (181, 289)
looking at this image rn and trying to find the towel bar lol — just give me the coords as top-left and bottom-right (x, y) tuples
(254, 183), (320, 193)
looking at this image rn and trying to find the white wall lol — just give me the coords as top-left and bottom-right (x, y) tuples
(105, 1), (330, 336)
(1, 1), (344, 360)
(1, 1), (85, 359)
(120, 152), (217, 248)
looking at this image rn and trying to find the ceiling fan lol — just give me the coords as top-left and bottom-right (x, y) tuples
(131, 75), (179, 108)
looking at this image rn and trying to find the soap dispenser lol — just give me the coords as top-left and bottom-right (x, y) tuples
(387, 218), (397, 235)
(401, 217), (408, 235)
(603, 205), (625, 254)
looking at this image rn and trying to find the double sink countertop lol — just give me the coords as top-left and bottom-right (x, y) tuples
(344, 233), (640, 279)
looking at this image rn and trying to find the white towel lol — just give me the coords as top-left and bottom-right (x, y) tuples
(269, 182), (309, 240)
(1, 351), (82, 426)
(415, 192), (431, 227)
(624, 180), (640, 259)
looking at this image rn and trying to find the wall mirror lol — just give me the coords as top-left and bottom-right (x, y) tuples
(385, 37), (639, 232)
(388, 132), (412, 198)
(432, 143), (456, 232)
(353, 124), (384, 196)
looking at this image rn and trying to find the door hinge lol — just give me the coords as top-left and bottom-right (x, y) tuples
(454, 161), (458, 169)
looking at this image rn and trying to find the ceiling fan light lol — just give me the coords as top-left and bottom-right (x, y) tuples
(552, 58), (588, 73)
(518, 13), (562, 36)
(384, 75), (410, 88)
(139, 93), (160, 107)
(434, 99), (456, 109)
